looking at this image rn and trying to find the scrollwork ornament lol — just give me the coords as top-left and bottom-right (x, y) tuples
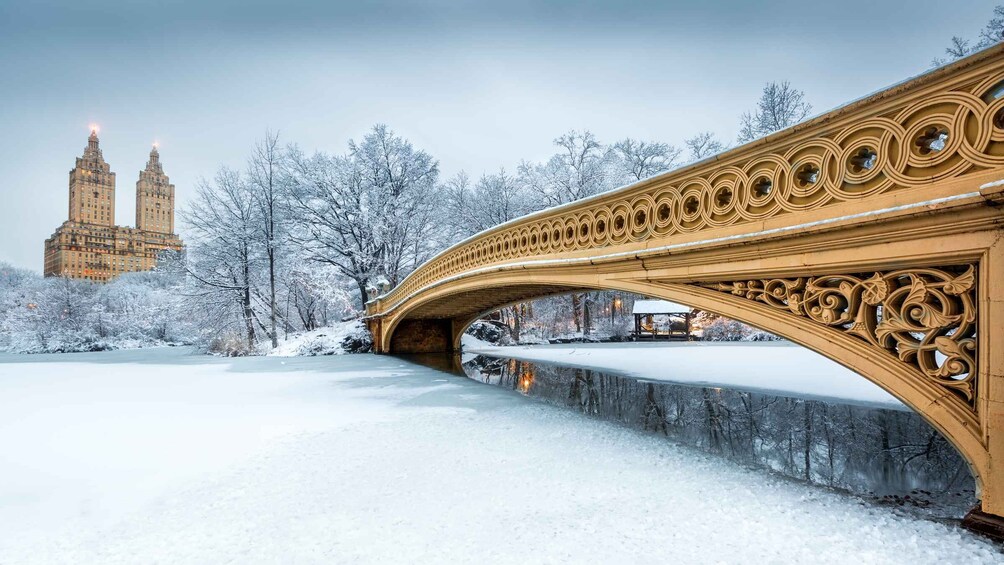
(702, 265), (978, 407)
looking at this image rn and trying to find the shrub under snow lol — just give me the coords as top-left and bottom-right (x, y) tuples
(0, 266), (195, 354)
(700, 317), (782, 342)
(269, 320), (372, 356)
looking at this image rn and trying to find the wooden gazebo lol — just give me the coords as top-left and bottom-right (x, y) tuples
(631, 299), (693, 340)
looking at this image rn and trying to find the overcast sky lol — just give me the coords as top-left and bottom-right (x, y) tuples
(0, 1), (996, 272)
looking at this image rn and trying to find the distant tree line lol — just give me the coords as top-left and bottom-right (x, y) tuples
(0, 83), (813, 353)
(0, 262), (196, 353)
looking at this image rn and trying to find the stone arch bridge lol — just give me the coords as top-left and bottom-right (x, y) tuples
(366, 46), (1004, 530)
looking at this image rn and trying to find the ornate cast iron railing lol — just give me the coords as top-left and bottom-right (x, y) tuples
(371, 47), (1004, 314)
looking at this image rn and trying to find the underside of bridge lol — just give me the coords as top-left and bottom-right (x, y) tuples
(364, 45), (1004, 532)
(382, 284), (587, 353)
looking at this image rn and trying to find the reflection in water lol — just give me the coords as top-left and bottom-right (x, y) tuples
(459, 354), (976, 519)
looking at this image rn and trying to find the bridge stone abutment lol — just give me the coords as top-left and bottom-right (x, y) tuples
(365, 46), (1004, 534)
(385, 318), (458, 354)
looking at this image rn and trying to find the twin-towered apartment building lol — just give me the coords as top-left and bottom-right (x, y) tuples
(43, 129), (185, 282)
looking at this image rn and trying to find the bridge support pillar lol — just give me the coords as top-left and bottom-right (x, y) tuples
(963, 239), (1004, 538)
(387, 318), (457, 354)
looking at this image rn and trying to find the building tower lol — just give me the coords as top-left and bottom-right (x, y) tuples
(44, 129), (185, 282)
(68, 128), (116, 226)
(135, 145), (175, 234)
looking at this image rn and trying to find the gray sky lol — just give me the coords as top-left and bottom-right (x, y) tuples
(0, 0), (996, 272)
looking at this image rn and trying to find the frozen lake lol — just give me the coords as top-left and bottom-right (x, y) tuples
(0, 347), (999, 563)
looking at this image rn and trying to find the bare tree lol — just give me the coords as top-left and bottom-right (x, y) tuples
(684, 132), (726, 162)
(442, 167), (534, 340)
(933, 5), (1004, 66)
(183, 168), (263, 350)
(247, 130), (285, 348)
(979, 6), (1004, 47)
(933, 36), (973, 66)
(737, 81), (812, 144)
(440, 171), (474, 240)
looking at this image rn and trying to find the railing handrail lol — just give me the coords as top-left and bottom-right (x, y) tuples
(369, 43), (1004, 314)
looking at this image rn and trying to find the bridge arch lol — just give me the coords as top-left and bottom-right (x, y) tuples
(366, 46), (1004, 531)
(375, 270), (987, 501)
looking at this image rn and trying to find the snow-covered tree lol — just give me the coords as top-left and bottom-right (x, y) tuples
(684, 132), (726, 161)
(737, 82), (812, 144)
(609, 138), (681, 182)
(0, 265), (195, 354)
(440, 168), (536, 340)
(286, 124), (441, 307)
(183, 167), (264, 350)
(521, 130), (613, 208)
(443, 168), (532, 238)
(0, 262), (38, 321)
(280, 262), (357, 334)
(247, 129), (288, 348)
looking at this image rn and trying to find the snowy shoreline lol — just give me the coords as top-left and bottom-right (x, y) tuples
(0, 349), (996, 563)
(463, 339), (905, 409)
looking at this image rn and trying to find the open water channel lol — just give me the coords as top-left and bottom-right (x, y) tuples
(405, 351), (977, 522)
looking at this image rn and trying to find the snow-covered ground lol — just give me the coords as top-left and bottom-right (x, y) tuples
(0, 348), (998, 563)
(464, 338), (904, 407)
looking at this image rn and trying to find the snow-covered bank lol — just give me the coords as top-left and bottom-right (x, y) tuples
(269, 320), (372, 356)
(0, 349), (996, 563)
(463, 339), (904, 407)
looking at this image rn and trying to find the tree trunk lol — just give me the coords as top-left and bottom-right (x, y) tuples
(509, 305), (522, 342)
(243, 262), (256, 350)
(878, 411), (894, 485)
(356, 278), (370, 310)
(268, 245), (278, 348)
(571, 294), (582, 333)
(803, 401), (813, 481)
(702, 388), (722, 451)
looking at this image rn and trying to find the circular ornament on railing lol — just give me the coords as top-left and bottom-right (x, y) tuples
(548, 219), (564, 252)
(608, 203), (631, 244)
(745, 169), (785, 220)
(706, 166), (747, 226)
(592, 206), (611, 247)
(628, 195), (655, 241)
(651, 188), (679, 236)
(675, 179), (707, 234)
(528, 225), (541, 253)
(576, 212), (593, 247)
(561, 216), (577, 251)
(517, 227), (530, 254)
